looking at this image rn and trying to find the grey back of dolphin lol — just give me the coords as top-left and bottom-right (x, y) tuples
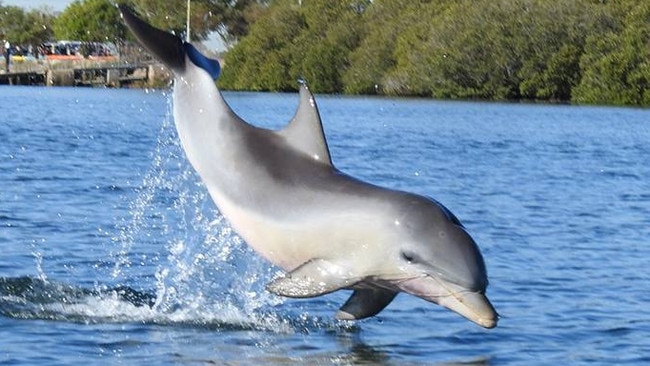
(119, 5), (497, 328)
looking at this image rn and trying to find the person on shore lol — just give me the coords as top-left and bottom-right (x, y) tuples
(3, 40), (10, 72)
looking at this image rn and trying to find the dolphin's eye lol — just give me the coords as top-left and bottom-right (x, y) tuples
(401, 251), (416, 263)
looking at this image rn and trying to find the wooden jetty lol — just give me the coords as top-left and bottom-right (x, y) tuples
(0, 70), (45, 86)
(72, 64), (153, 87)
(0, 63), (168, 87)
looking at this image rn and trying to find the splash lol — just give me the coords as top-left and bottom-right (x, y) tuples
(3, 98), (345, 333)
(107, 98), (289, 329)
(109, 98), (179, 280)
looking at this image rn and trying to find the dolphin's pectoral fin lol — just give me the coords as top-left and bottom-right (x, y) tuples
(335, 288), (398, 320)
(266, 259), (357, 298)
(279, 84), (333, 166)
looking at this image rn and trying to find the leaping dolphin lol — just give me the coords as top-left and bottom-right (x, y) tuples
(119, 5), (498, 328)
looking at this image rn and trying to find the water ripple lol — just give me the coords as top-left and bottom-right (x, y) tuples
(1, 88), (650, 364)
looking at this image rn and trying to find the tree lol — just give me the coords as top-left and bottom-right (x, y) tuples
(380, 1), (455, 97)
(512, 0), (594, 101)
(53, 0), (261, 43)
(218, 0), (649, 106)
(219, 0), (369, 93)
(0, 4), (55, 46)
(574, 1), (650, 105)
(53, 0), (125, 42)
(367, 0), (603, 101)
(127, 0), (266, 43)
(290, 0), (369, 93)
(342, 0), (426, 95)
(214, 0), (267, 45)
(219, 1), (304, 91)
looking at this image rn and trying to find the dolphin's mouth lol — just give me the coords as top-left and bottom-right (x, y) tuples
(395, 275), (498, 329)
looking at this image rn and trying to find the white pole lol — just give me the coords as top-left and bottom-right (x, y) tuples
(186, 0), (191, 42)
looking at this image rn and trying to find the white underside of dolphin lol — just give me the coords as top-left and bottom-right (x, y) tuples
(119, 5), (498, 328)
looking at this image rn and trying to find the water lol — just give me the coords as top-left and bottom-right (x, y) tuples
(0, 86), (649, 365)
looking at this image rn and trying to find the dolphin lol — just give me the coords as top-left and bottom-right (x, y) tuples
(119, 5), (498, 328)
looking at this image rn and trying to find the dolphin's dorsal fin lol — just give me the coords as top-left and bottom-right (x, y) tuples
(280, 84), (333, 166)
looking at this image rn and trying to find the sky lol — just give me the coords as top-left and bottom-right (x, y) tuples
(3, 0), (72, 11)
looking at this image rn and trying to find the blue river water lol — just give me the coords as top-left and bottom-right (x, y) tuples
(0, 86), (649, 365)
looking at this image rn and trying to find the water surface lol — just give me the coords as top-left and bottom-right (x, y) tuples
(1, 86), (649, 364)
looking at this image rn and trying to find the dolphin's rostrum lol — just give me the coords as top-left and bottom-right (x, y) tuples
(119, 5), (498, 328)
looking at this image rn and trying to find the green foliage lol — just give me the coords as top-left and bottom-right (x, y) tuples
(343, 0), (440, 95)
(127, 0), (265, 43)
(220, 2), (304, 91)
(4, 0), (648, 105)
(574, 1), (650, 105)
(219, 0), (370, 93)
(377, 0), (596, 100)
(0, 4), (55, 45)
(46, 0), (263, 45)
(53, 0), (125, 42)
(220, 0), (650, 106)
(291, 1), (368, 93)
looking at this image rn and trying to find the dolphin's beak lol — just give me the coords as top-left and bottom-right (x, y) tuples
(397, 276), (498, 328)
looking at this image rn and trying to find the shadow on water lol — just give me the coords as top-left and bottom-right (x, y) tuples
(239, 330), (491, 366)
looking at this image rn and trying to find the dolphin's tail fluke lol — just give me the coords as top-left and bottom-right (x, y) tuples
(118, 5), (185, 72)
(119, 5), (221, 80)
